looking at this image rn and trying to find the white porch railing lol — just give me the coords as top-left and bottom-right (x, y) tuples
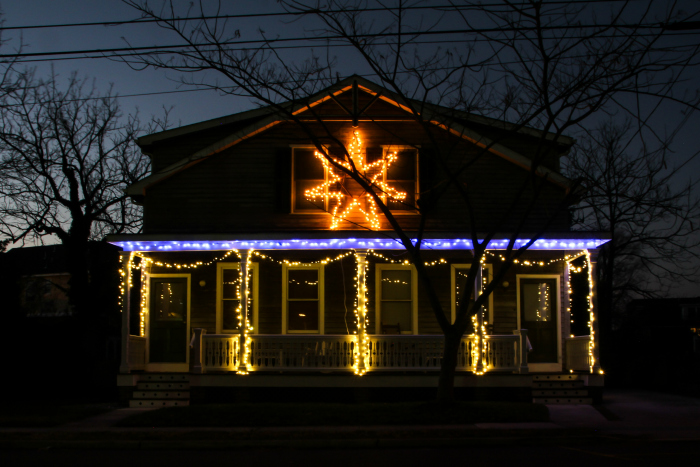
(201, 332), (528, 373)
(127, 335), (147, 371)
(250, 335), (355, 370)
(565, 335), (591, 371)
(202, 334), (241, 371)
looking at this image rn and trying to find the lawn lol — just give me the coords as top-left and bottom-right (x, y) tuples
(118, 401), (549, 427)
(0, 403), (113, 427)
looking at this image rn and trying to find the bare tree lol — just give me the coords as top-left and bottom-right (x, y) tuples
(566, 119), (700, 333)
(0, 69), (159, 318)
(121, 0), (700, 400)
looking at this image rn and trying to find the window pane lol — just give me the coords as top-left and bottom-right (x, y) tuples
(288, 301), (319, 330)
(288, 269), (319, 299)
(454, 268), (471, 307)
(222, 268), (240, 299)
(522, 282), (553, 322)
(388, 181), (415, 210)
(294, 149), (324, 180)
(381, 270), (411, 300)
(382, 301), (413, 332)
(222, 300), (240, 330)
(294, 180), (325, 211)
(152, 281), (187, 322)
(387, 150), (416, 180)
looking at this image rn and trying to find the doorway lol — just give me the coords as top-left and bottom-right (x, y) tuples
(517, 276), (560, 371)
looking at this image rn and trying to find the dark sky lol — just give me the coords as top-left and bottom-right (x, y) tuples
(2, 0), (699, 296)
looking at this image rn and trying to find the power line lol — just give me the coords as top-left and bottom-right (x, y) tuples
(1, 23), (696, 60)
(0, 0), (641, 32)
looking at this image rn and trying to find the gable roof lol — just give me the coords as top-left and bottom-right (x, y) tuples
(127, 75), (576, 197)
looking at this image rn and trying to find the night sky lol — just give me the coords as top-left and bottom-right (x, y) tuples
(2, 0), (699, 296)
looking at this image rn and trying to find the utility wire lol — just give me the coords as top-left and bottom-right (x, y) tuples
(1, 23), (697, 60)
(0, 0), (644, 31)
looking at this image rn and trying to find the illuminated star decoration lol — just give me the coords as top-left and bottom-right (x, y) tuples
(304, 130), (406, 230)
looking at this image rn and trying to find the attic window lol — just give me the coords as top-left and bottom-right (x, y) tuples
(291, 141), (419, 223)
(292, 148), (328, 212)
(377, 146), (418, 211)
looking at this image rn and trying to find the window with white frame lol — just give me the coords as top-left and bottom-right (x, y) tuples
(376, 264), (417, 334)
(217, 262), (258, 334)
(451, 264), (493, 325)
(283, 264), (324, 333)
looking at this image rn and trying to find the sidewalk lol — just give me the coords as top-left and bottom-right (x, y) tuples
(1, 389), (699, 449)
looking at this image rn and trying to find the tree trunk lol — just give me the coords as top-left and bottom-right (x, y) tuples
(437, 332), (460, 402)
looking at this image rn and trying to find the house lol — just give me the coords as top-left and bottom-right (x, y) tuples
(0, 243), (122, 400)
(111, 76), (609, 406)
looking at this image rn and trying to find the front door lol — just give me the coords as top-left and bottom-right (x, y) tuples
(519, 277), (559, 367)
(149, 276), (189, 368)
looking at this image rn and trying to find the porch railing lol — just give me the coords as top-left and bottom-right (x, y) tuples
(565, 335), (591, 371)
(200, 331), (528, 373)
(127, 335), (147, 371)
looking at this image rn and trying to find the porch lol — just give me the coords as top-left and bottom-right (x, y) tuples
(126, 331), (593, 374)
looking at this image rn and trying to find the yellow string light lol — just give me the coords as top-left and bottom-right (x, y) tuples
(305, 130), (406, 230)
(120, 245), (600, 376)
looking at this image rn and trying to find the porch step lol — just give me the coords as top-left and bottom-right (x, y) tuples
(140, 374), (189, 382)
(137, 382), (190, 391)
(133, 391), (190, 399)
(128, 374), (191, 408)
(532, 389), (588, 397)
(531, 375), (592, 405)
(533, 381), (584, 389)
(533, 397), (593, 405)
(129, 399), (190, 408)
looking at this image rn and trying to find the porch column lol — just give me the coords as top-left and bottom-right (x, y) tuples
(355, 250), (368, 374)
(237, 249), (252, 373)
(475, 262), (484, 374)
(191, 328), (206, 374)
(588, 250), (602, 374)
(119, 252), (132, 374)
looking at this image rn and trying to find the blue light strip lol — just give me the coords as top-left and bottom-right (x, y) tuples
(110, 238), (609, 252)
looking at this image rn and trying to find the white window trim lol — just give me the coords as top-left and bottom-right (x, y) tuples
(282, 263), (325, 334)
(380, 145), (419, 213)
(216, 262), (259, 335)
(516, 274), (562, 372)
(291, 145), (330, 214)
(450, 264), (493, 325)
(146, 273), (191, 373)
(375, 264), (418, 335)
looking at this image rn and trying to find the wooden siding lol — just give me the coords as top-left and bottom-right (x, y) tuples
(141, 250), (566, 340)
(143, 119), (571, 234)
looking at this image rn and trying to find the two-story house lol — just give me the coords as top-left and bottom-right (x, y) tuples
(112, 76), (608, 406)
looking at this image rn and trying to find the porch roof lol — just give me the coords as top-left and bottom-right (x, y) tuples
(107, 231), (610, 252)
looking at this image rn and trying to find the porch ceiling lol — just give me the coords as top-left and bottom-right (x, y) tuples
(107, 232), (610, 252)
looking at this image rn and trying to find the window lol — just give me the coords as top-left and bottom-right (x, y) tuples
(375, 264), (418, 334)
(282, 264), (324, 333)
(292, 147), (328, 213)
(292, 145), (419, 214)
(378, 146), (418, 211)
(217, 262), (259, 334)
(450, 264), (493, 325)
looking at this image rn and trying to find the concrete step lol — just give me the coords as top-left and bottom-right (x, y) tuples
(133, 391), (190, 400)
(137, 382), (190, 391)
(532, 374), (586, 382)
(533, 397), (593, 405)
(533, 381), (584, 389)
(129, 399), (190, 408)
(532, 389), (588, 397)
(140, 374), (189, 382)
